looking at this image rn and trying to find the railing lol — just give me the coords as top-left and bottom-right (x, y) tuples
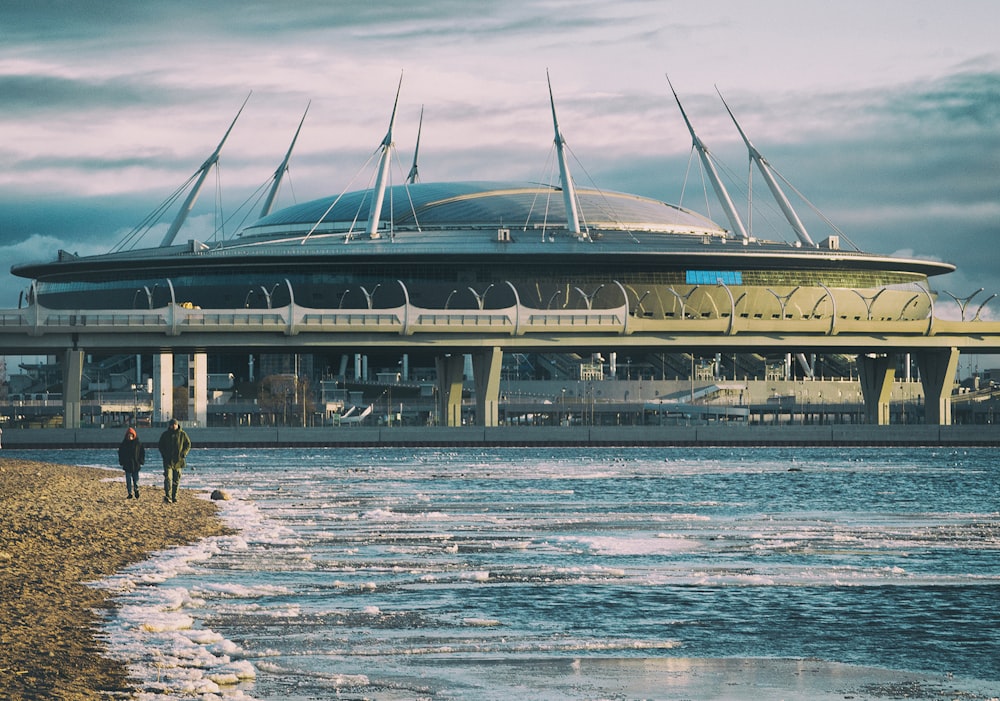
(0, 301), (632, 338)
(2, 300), (999, 343)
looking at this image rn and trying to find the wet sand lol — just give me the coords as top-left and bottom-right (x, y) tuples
(0, 458), (232, 700)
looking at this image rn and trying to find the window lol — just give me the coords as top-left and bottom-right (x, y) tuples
(686, 270), (743, 285)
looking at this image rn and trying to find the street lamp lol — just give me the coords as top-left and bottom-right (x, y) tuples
(467, 284), (495, 310)
(133, 284), (158, 309)
(573, 284), (605, 310)
(260, 283), (280, 309)
(360, 284), (381, 309)
(635, 290), (651, 316)
(246, 284), (281, 309)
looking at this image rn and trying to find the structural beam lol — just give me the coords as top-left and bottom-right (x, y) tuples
(260, 102), (310, 218)
(858, 353), (896, 425)
(62, 349), (84, 429)
(718, 88), (815, 247)
(160, 94), (250, 248)
(667, 75), (749, 241)
(547, 72), (582, 236)
(435, 354), (465, 427)
(915, 348), (960, 426)
(153, 352), (174, 424)
(366, 75), (402, 238)
(472, 347), (503, 427)
(190, 352), (208, 427)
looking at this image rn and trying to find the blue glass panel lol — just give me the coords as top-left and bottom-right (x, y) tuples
(686, 270), (742, 285)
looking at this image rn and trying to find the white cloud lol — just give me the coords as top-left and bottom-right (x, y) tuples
(0, 0), (997, 309)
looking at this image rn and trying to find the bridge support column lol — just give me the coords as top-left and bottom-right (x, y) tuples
(472, 347), (503, 427)
(915, 348), (959, 425)
(190, 352), (208, 427)
(153, 353), (174, 424)
(435, 354), (465, 427)
(354, 353), (367, 381)
(858, 353), (896, 425)
(62, 349), (84, 429)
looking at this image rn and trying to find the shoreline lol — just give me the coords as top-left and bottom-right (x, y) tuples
(2, 457), (998, 700)
(4, 423), (1000, 449)
(0, 458), (232, 700)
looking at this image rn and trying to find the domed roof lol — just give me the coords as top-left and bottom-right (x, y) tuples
(239, 181), (726, 240)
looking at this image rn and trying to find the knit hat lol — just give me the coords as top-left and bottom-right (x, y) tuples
(125, 427), (137, 439)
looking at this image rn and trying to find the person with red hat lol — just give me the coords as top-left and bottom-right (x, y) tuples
(118, 426), (146, 499)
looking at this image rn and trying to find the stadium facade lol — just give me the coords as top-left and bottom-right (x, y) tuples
(9, 79), (959, 427)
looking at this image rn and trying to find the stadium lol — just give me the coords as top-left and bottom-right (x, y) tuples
(7, 80), (967, 428)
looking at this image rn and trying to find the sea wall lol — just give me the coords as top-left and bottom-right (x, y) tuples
(4, 424), (1000, 448)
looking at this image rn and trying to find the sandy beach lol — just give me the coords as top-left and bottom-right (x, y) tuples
(0, 458), (232, 700)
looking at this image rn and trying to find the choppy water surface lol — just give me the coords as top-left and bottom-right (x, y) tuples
(59, 446), (1000, 698)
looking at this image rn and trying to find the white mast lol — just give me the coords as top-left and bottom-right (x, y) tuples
(547, 71), (582, 237)
(159, 92), (250, 248)
(717, 88), (815, 247)
(666, 76), (749, 241)
(406, 105), (423, 185)
(260, 102), (310, 218)
(366, 74), (403, 239)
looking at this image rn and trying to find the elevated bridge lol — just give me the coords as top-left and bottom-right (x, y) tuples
(3, 298), (998, 428)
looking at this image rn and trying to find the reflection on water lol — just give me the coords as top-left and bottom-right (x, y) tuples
(70, 446), (1000, 699)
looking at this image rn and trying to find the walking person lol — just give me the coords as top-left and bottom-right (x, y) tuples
(158, 418), (191, 504)
(118, 427), (146, 499)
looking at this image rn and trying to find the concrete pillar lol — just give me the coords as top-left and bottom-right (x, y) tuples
(354, 353), (368, 381)
(472, 347), (503, 427)
(435, 354), (466, 427)
(915, 348), (959, 425)
(190, 352), (208, 427)
(153, 352), (174, 424)
(858, 353), (896, 425)
(62, 349), (84, 429)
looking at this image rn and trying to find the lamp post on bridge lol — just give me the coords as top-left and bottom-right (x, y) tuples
(468, 284), (495, 310)
(360, 284), (381, 309)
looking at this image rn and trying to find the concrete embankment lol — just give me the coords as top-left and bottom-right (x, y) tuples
(4, 424), (1000, 448)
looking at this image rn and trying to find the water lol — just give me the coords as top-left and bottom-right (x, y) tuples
(52, 446), (1000, 698)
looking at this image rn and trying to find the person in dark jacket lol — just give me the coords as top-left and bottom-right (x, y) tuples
(158, 418), (191, 504)
(118, 427), (146, 499)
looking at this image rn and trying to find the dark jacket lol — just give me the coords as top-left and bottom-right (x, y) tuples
(118, 436), (146, 472)
(158, 425), (191, 470)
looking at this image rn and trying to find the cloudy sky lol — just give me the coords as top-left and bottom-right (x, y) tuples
(2, 0), (999, 334)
